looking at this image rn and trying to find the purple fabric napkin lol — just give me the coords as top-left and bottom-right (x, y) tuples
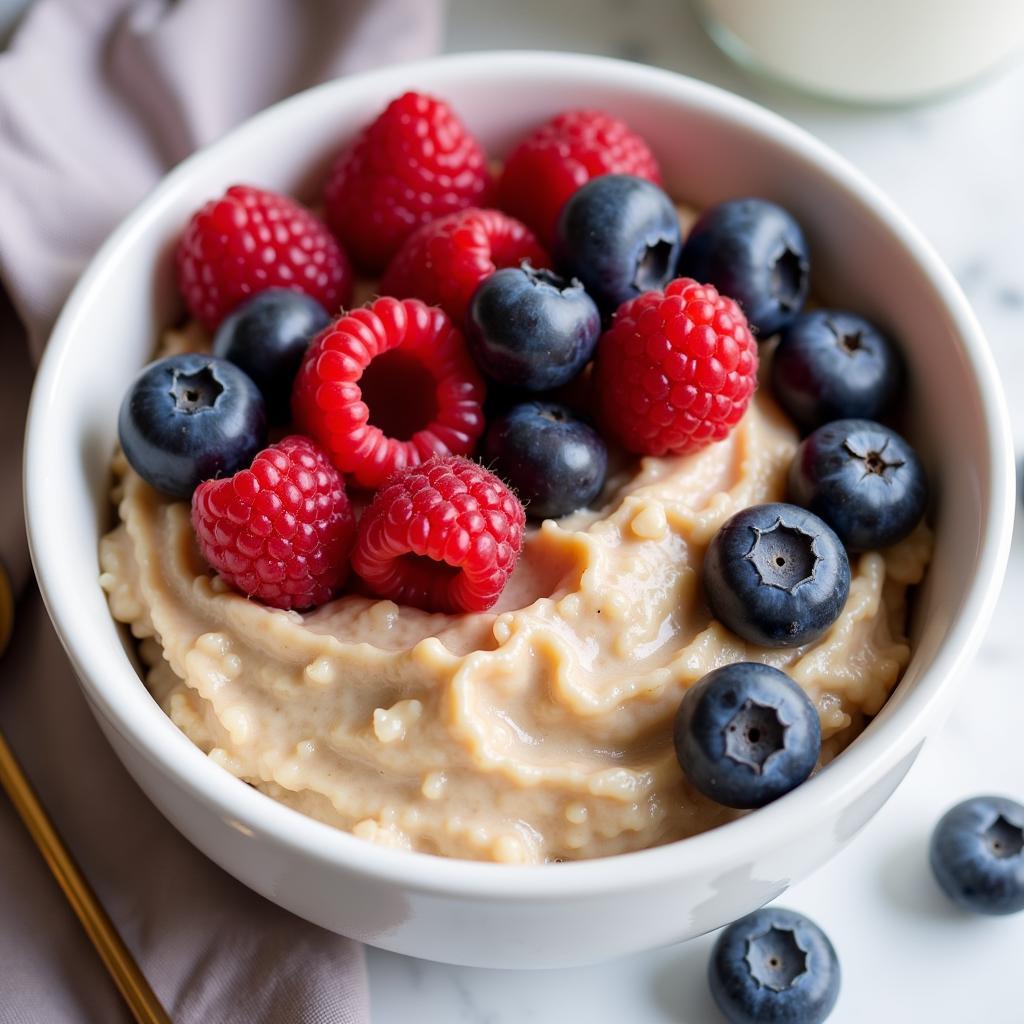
(0, 1), (443, 1020)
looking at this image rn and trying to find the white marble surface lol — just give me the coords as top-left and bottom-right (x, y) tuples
(365, 2), (1024, 1020)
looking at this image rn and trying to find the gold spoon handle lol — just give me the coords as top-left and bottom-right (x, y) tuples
(0, 730), (173, 1023)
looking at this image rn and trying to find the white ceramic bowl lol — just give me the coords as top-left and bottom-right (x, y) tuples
(25, 52), (1015, 969)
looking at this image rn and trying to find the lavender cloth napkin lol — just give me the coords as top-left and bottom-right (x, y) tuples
(0, 1), (443, 1020)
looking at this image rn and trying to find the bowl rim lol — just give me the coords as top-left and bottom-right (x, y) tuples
(25, 50), (1015, 900)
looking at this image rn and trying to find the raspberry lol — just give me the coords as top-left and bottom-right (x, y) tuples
(594, 278), (758, 456)
(497, 109), (662, 244)
(291, 297), (486, 490)
(324, 92), (492, 274)
(380, 208), (549, 325)
(176, 185), (352, 331)
(191, 435), (355, 611)
(352, 455), (525, 613)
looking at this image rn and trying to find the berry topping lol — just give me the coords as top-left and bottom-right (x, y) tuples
(702, 503), (851, 648)
(483, 402), (608, 521)
(788, 419), (927, 552)
(679, 197), (810, 338)
(176, 185), (351, 331)
(709, 907), (841, 1024)
(191, 435), (355, 611)
(930, 796), (1024, 916)
(593, 277), (758, 456)
(497, 109), (661, 244)
(352, 455), (525, 613)
(291, 297), (486, 490)
(118, 354), (267, 500)
(381, 208), (549, 326)
(674, 662), (821, 809)
(554, 174), (681, 314)
(466, 264), (600, 391)
(324, 92), (492, 274)
(771, 310), (903, 432)
(212, 289), (330, 424)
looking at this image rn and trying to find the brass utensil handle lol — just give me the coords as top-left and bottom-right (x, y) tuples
(0, 731), (172, 1024)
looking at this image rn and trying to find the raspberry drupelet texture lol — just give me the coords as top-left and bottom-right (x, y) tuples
(191, 435), (356, 611)
(594, 278), (759, 456)
(497, 109), (662, 245)
(381, 208), (550, 325)
(352, 455), (526, 613)
(324, 91), (492, 274)
(176, 185), (351, 331)
(291, 297), (486, 490)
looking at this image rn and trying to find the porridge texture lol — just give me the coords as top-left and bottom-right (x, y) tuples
(100, 317), (931, 862)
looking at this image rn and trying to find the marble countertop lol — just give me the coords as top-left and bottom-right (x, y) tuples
(366, 1), (1024, 1020)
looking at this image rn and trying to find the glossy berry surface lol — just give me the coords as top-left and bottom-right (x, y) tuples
(212, 289), (330, 424)
(483, 402), (607, 520)
(771, 310), (902, 432)
(466, 264), (600, 391)
(709, 907), (840, 1024)
(788, 419), (927, 551)
(192, 435), (355, 611)
(702, 503), (850, 648)
(930, 796), (1024, 916)
(291, 297), (485, 490)
(324, 91), (492, 273)
(497, 109), (662, 244)
(176, 184), (351, 331)
(674, 662), (821, 809)
(118, 354), (266, 500)
(678, 197), (809, 338)
(554, 174), (681, 314)
(593, 277), (758, 456)
(381, 208), (549, 326)
(352, 455), (526, 613)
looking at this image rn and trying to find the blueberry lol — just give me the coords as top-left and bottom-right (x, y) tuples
(674, 663), (820, 809)
(212, 288), (330, 423)
(483, 402), (607, 520)
(771, 310), (901, 432)
(553, 174), (681, 314)
(709, 907), (840, 1024)
(930, 796), (1024, 915)
(118, 353), (266, 499)
(678, 198), (809, 337)
(788, 419), (927, 552)
(466, 263), (600, 391)
(702, 503), (850, 648)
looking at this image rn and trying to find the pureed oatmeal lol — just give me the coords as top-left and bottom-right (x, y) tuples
(99, 99), (932, 864)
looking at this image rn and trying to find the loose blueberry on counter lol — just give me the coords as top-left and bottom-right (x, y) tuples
(118, 353), (267, 500)
(709, 906), (840, 1024)
(212, 288), (330, 424)
(678, 197), (809, 338)
(553, 174), (681, 314)
(788, 419), (927, 552)
(483, 402), (607, 520)
(466, 263), (601, 391)
(674, 663), (821, 809)
(930, 795), (1024, 915)
(702, 503), (850, 648)
(771, 310), (902, 432)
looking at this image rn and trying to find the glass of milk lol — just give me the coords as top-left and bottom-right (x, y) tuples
(694, 0), (1024, 104)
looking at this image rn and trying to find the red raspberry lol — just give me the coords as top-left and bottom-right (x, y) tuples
(291, 297), (485, 490)
(497, 109), (662, 244)
(191, 435), (355, 611)
(176, 185), (352, 331)
(324, 92), (492, 274)
(353, 455), (525, 613)
(594, 278), (758, 456)
(380, 208), (549, 325)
